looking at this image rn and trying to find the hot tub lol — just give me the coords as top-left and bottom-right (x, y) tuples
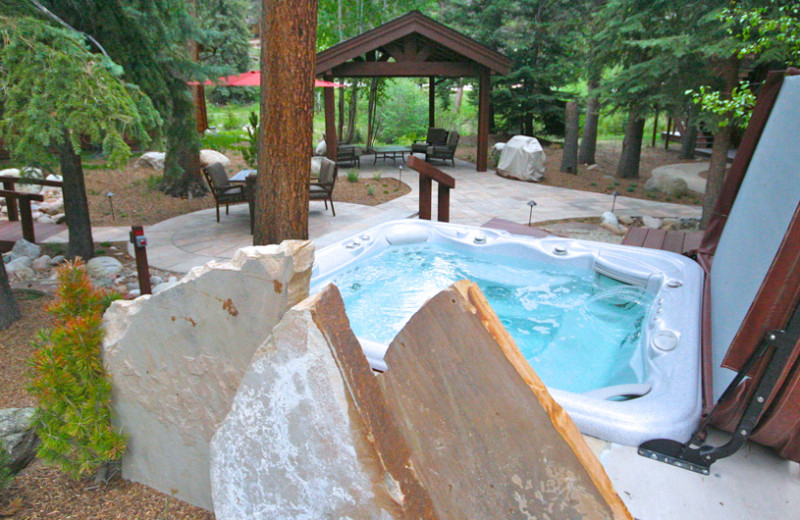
(310, 220), (704, 446)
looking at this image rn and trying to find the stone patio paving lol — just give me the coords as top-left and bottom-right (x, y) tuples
(45, 156), (701, 273)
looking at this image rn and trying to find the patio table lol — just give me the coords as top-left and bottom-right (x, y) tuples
(229, 169), (256, 183)
(373, 145), (410, 164)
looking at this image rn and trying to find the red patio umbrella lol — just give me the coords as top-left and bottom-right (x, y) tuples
(189, 70), (344, 88)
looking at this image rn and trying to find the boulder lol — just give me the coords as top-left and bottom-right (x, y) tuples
(10, 239), (41, 262)
(9, 266), (35, 281)
(0, 408), (39, 474)
(31, 255), (52, 272)
(149, 275), (164, 286)
(617, 215), (635, 226)
(642, 215), (663, 229)
(600, 212), (626, 236)
(36, 215), (56, 225)
(50, 255), (66, 266)
(86, 256), (123, 279)
(39, 199), (64, 215)
(134, 152), (165, 170)
(314, 139), (327, 156)
(6, 256), (33, 271)
(103, 241), (314, 510)
(211, 294), (404, 520)
(644, 171), (688, 198)
(199, 149), (231, 168)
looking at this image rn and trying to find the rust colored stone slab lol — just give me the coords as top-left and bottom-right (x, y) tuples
(377, 280), (631, 520)
(308, 284), (438, 520)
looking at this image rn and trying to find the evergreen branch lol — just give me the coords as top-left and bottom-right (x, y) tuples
(28, 0), (110, 59)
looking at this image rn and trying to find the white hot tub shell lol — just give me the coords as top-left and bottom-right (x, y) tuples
(310, 220), (704, 446)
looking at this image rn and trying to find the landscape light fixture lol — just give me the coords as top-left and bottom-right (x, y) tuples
(527, 199), (537, 226)
(107, 191), (115, 221)
(611, 190), (619, 213)
(398, 164), (403, 186)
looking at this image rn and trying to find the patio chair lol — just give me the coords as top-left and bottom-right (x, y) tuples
(411, 127), (449, 155)
(426, 130), (460, 166)
(201, 162), (247, 222)
(310, 157), (337, 216)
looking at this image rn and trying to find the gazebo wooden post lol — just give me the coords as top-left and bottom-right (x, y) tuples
(429, 76), (436, 128)
(323, 76), (338, 161)
(477, 67), (491, 172)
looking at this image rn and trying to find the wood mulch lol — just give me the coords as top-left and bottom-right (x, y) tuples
(2, 461), (213, 520)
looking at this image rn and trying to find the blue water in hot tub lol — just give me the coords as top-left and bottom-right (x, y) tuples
(317, 242), (653, 393)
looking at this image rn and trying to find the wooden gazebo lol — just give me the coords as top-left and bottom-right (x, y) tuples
(315, 11), (510, 172)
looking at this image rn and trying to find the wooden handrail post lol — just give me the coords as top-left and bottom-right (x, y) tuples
(419, 175), (432, 220)
(1, 180), (18, 221)
(408, 155), (455, 223)
(18, 195), (35, 243)
(437, 184), (450, 223)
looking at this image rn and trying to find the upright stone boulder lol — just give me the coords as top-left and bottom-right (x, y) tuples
(103, 241), (314, 510)
(211, 295), (418, 520)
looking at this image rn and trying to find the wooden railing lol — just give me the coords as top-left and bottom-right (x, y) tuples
(407, 155), (455, 223)
(0, 175), (63, 243)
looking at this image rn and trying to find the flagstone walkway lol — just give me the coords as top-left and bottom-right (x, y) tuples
(45, 157), (702, 273)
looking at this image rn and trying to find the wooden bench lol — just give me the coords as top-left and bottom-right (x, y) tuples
(622, 226), (703, 256)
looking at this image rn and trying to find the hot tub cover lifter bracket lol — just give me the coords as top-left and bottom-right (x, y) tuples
(638, 304), (800, 474)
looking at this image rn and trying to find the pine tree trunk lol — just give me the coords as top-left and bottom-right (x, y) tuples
(578, 82), (600, 164)
(57, 130), (94, 260)
(253, 0), (317, 245)
(161, 84), (206, 198)
(523, 114), (533, 136)
(679, 115), (698, 159)
(615, 110), (646, 179)
(345, 83), (358, 143)
(366, 78), (379, 150)
(701, 57), (739, 228)
(702, 126), (732, 228)
(337, 80), (345, 139)
(560, 101), (579, 174)
(0, 259), (20, 331)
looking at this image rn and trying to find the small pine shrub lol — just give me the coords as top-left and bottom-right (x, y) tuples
(372, 172), (382, 181)
(346, 170), (359, 183)
(627, 186), (635, 193)
(27, 260), (126, 479)
(366, 184), (375, 196)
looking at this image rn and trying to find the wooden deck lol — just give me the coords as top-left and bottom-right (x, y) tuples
(621, 226), (703, 255)
(0, 221), (65, 252)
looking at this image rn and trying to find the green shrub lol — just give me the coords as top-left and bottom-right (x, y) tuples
(346, 170), (359, 183)
(200, 130), (247, 155)
(240, 112), (259, 169)
(366, 184), (375, 196)
(372, 171), (382, 181)
(27, 260), (125, 479)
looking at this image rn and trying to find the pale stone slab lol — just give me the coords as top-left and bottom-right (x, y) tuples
(210, 293), (403, 520)
(103, 241), (313, 510)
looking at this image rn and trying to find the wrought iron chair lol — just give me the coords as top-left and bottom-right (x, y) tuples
(201, 163), (247, 222)
(411, 127), (449, 155)
(426, 130), (460, 166)
(309, 157), (337, 216)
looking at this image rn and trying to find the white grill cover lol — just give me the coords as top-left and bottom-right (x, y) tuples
(496, 135), (546, 182)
